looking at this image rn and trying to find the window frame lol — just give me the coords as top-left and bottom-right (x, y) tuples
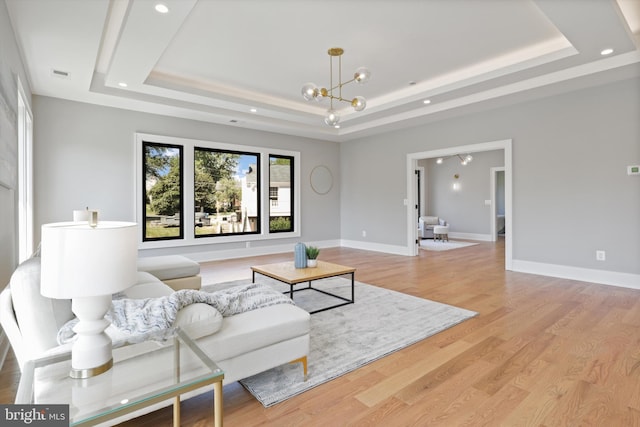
(17, 78), (34, 263)
(193, 146), (261, 239)
(268, 154), (295, 234)
(141, 141), (184, 242)
(135, 133), (301, 249)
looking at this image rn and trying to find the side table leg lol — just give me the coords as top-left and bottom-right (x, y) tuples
(173, 397), (180, 427)
(214, 381), (223, 427)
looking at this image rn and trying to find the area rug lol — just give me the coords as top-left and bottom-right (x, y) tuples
(203, 277), (477, 407)
(420, 239), (478, 251)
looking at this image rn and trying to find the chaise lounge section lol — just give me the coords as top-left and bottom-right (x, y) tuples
(0, 255), (310, 423)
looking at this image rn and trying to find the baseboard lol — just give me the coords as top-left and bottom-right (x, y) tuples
(142, 239), (640, 291)
(340, 239), (410, 256)
(448, 232), (493, 242)
(512, 260), (640, 290)
(186, 240), (342, 263)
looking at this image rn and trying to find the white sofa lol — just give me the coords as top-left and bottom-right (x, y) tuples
(0, 255), (310, 422)
(137, 254), (202, 290)
(418, 216), (448, 239)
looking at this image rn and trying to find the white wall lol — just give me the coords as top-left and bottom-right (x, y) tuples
(26, 71), (640, 286)
(340, 76), (640, 283)
(32, 96), (341, 260)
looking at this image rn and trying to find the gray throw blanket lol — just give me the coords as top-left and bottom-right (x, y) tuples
(58, 283), (293, 344)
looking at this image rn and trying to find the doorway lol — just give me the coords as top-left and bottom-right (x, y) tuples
(490, 167), (505, 242)
(405, 139), (513, 270)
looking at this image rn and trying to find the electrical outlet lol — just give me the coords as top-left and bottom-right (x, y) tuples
(596, 250), (606, 261)
(362, 230), (367, 238)
(246, 241), (251, 249)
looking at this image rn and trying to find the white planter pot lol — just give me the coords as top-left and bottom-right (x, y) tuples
(307, 259), (318, 268)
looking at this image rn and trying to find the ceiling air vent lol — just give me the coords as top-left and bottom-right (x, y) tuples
(51, 69), (70, 79)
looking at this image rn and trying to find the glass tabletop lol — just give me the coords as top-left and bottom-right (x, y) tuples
(16, 328), (224, 426)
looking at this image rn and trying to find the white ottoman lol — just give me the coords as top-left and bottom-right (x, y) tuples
(137, 255), (202, 290)
(433, 225), (449, 242)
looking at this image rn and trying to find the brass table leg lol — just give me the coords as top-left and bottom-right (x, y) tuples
(214, 380), (223, 427)
(173, 397), (180, 427)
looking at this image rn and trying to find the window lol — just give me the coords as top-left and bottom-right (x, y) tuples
(269, 155), (294, 233)
(142, 142), (183, 241)
(194, 147), (260, 237)
(17, 79), (33, 262)
(136, 134), (300, 248)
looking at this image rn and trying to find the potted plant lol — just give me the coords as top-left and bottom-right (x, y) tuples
(305, 246), (320, 267)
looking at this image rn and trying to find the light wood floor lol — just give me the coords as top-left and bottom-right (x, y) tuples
(3, 239), (640, 426)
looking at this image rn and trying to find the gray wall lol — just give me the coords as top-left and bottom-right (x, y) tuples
(496, 171), (505, 216)
(0, 0), (32, 286)
(32, 96), (341, 258)
(340, 77), (640, 275)
(425, 150), (504, 235)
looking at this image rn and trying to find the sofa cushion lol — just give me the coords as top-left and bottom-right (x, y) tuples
(117, 274), (222, 339)
(175, 303), (223, 339)
(10, 257), (74, 359)
(198, 303), (310, 362)
(137, 255), (200, 281)
(121, 272), (173, 298)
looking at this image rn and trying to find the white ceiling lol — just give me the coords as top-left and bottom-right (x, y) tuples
(6, 0), (640, 142)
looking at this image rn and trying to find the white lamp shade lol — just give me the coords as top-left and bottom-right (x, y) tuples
(41, 221), (138, 299)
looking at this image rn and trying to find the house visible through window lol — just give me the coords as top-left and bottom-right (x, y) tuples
(269, 155), (294, 233)
(194, 147), (260, 237)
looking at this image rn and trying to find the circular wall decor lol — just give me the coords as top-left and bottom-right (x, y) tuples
(310, 165), (333, 195)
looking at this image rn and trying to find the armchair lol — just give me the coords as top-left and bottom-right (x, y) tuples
(418, 216), (447, 239)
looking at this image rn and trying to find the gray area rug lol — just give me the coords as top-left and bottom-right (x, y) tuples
(203, 276), (477, 407)
(420, 239), (479, 251)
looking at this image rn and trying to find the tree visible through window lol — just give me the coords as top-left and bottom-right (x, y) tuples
(143, 142), (183, 240)
(269, 155), (294, 232)
(194, 147), (260, 237)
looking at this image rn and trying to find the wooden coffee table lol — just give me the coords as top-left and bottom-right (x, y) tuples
(251, 261), (356, 314)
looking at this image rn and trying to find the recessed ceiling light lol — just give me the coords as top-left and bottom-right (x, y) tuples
(118, 82), (128, 88)
(155, 3), (169, 13)
(600, 48), (614, 56)
(334, 125), (340, 129)
(250, 108), (257, 113)
(423, 99), (431, 105)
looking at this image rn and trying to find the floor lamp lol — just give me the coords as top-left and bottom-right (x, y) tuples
(40, 221), (138, 378)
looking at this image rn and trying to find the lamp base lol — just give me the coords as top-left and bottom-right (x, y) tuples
(70, 295), (114, 379)
(70, 358), (113, 379)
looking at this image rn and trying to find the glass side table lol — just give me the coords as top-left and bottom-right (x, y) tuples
(16, 328), (224, 427)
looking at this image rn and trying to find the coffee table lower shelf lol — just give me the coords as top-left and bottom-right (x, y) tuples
(251, 261), (356, 314)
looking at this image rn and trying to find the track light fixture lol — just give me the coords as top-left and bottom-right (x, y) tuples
(301, 47), (371, 126)
(436, 154), (474, 166)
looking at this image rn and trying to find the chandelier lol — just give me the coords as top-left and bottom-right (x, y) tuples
(301, 47), (371, 126)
